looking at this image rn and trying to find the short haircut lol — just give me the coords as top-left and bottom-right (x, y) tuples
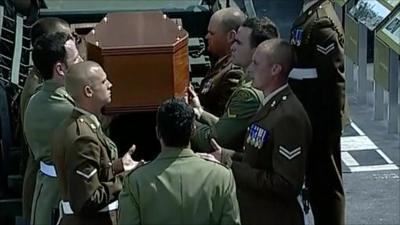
(215, 8), (246, 32)
(242, 17), (279, 48)
(32, 32), (70, 80)
(30, 17), (70, 44)
(65, 61), (101, 99)
(263, 39), (295, 79)
(156, 98), (195, 147)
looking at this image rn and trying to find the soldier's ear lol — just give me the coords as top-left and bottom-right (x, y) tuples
(227, 30), (236, 44)
(271, 64), (282, 76)
(84, 85), (93, 98)
(54, 61), (66, 77)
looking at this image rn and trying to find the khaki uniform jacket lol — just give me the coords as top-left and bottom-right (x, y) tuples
(23, 80), (74, 225)
(119, 147), (241, 225)
(53, 108), (124, 225)
(289, 0), (348, 132)
(20, 68), (42, 221)
(198, 54), (244, 117)
(222, 86), (312, 225)
(192, 77), (263, 152)
(20, 68), (42, 125)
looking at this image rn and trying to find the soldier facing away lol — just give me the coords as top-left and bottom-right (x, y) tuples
(289, 0), (347, 224)
(119, 98), (241, 225)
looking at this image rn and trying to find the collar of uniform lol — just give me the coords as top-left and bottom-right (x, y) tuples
(304, 0), (330, 15)
(294, 0), (325, 26)
(42, 79), (63, 92)
(156, 147), (195, 160)
(214, 54), (232, 68)
(73, 107), (101, 128)
(303, 0), (319, 12)
(252, 85), (291, 122)
(53, 86), (75, 105)
(239, 72), (251, 84)
(262, 83), (288, 106)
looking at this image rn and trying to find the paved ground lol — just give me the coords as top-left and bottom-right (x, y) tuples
(341, 63), (400, 225)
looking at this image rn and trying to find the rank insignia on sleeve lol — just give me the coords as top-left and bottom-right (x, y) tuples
(227, 108), (237, 118)
(290, 29), (303, 47)
(279, 146), (301, 160)
(76, 168), (97, 179)
(236, 90), (251, 102)
(246, 124), (269, 149)
(200, 79), (213, 94)
(316, 43), (335, 55)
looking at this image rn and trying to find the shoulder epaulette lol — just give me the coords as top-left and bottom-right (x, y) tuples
(126, 160), (152, 176)
(203, 157), (230, 169)
(76, 115), (98, 134)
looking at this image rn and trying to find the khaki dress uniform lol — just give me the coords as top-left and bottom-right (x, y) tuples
(221, 85), (312, 225)
(288, 1), (347, 224)
(20, 68), (42, 221)
(24, 80), (74, 225)
(198, 54), (244, 117)
(119, 147), (240, 225)
(192, 76), (263, 152)
(52, 108), (124, 225)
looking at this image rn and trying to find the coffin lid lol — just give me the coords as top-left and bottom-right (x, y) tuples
(85, 11), (188, 55)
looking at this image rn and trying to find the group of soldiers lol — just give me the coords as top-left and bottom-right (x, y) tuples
(19, 0), (347, 225)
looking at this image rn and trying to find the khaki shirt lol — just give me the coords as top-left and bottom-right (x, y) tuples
(24, 79), (74, 164)
(119, 147), (241, 225)
(20, 67), (42, 125)
(23, 79), (74, 225)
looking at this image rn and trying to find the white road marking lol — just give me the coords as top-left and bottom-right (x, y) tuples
(341, 136), (378, 151)
(376, 149), (394, 164)
(341, 152), (360, 166)
(340, 122), (398, 173)
(350, 121), (365, 135)
(349, 164), (399, 173)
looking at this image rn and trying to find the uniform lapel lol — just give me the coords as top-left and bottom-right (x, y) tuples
(96, 127), (118, 160)
(251, 86), (291, 123)
(207, 54), (232, 78)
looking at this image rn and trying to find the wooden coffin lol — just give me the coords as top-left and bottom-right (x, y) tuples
(85, 11), (189, 113)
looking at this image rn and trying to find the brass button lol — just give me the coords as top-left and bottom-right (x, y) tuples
(90, 124), (97, 130)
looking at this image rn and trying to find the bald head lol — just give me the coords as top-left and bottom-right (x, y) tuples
(67, 61), (112, 114)
(66, 61), (102, 98)
(211, 8), (246, 33)
(31, 17), (70, 44)
(258, 39), (295, 79)
(206, 8), (246, 57)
